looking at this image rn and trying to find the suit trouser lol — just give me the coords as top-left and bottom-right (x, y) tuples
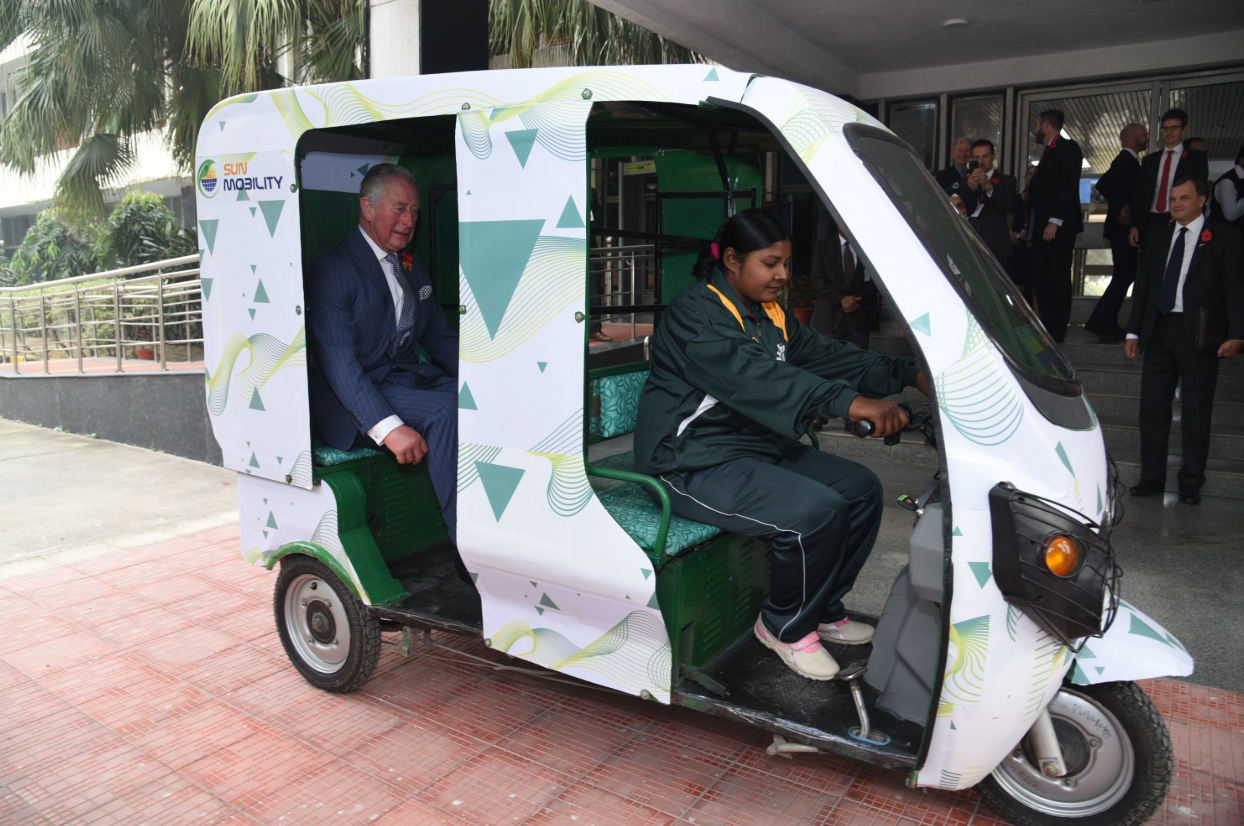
(1087, 236), (1139, 331)
(1031, 230), (1076, 341)
(1138, 313), (1219, 491)
(829, 312), (872, 350)
(375, 373), (459, 542)
(658, 443), (882, 643)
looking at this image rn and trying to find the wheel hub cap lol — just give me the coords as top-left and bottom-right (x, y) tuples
(284, 575), (351, 674)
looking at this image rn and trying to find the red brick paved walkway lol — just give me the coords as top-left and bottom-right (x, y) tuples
(1, 525), (1240, 825)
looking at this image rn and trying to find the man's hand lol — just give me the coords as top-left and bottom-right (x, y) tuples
(1129, 226), (1140, 248)
(1042, 222), (1058, 242)
(1118, 205), (1130, 226)
(841, 295), (859, 313)
(848, 397), (910, 439)
(967, 169), (983, 191)
(1009, 230), (1021, 246)
(384, 425), (428, 465)
(1124, 338), (1139, 360)
(915, 371), (930, 396)
(1219, 340), (1243, 359)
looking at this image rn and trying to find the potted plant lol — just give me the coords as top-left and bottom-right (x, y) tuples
(788, 267), (817, 325)
(134, 327), (155, 360)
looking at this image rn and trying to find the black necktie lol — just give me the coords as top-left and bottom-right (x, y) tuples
(1158, 227), (1187, 314)
(842, 242), (855, 285)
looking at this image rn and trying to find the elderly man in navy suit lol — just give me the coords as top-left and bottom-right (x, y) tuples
(306, 163), (459, 541)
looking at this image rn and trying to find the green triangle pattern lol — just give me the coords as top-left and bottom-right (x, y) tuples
(556, 196), (584, 228)
(459, 220), (544, 338)
(249, 389), (266, 411)
(357, 163), (369, 176)
(535, 606), (545, 615)
(910, 312), (931, 336)
(704, 68), (719, 81)
(1096, 484), (1103, 516)
(459, 383), (478, 410)
(1128, 614), (1174, 647)
(952, 526), (963, 537)
(253, 280), (270, 303)
(266, 511), (278, 529)
(250, 264), (257, 273)
(248, 308), (256, 320)
(248, 452), (259, 468)
(1078, 644), (1096, 659)
(641, 568), (651, 580)
(475, 460), (525, 521)
(505, 128), (539, 168)
(237, 188), (249, 201)
(262, 530), (268, 539)
(219, 122), (226, 131)
(950, 721), (957, 730)
(199, 219), (219, 254)
(1055, 442), (1075, 477)
(258, 201), (285, 237)
(647, 592), (660, 609)
(249, 207), (256, 216)
(1095, 666), (1105, 675)
(203, 366), (211, 381)
(201, 278), (213, 300)
(968, 562), (992, 588)
(537, 362), (547, 373)
(276, 457), (282, 465)
(538, 593), (559, 610)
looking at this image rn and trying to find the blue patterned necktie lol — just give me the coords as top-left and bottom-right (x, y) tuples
(385, 253), (416, 357)
(1157, 227), (1187, 314)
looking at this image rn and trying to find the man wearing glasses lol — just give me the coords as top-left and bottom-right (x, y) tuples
(1129, 108), (1209, 252)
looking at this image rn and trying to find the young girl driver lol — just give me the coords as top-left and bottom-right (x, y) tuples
(634, 209), (928, 680)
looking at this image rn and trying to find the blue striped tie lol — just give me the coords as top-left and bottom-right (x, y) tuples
(385, 253), (416, 358)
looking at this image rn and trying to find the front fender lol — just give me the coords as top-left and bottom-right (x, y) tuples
(1069, 600), (1193, 685)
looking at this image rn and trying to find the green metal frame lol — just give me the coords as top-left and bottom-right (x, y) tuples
(584, 463), (672, 563)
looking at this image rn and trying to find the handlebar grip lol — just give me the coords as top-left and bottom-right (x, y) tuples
(849, 419), (875, 438)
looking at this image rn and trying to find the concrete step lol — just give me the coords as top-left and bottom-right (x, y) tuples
(1070, 296), (1133, 326)
(1087, 393), (1244, 428)
(1075, 365), (1244, 404)
(1102, 418), (1244, 463)
(1113, 455), (1244, 500)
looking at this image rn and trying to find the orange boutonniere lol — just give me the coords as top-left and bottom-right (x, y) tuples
(401, 252), (413, 271)
(1201, 230), (1212, 243)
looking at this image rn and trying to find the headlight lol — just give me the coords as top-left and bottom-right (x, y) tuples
(989, 483), (1120, 649)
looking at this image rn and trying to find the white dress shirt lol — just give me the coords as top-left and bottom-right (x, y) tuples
(1214, 164), (1244, 223)
(358, 227), (406, 444)
(839, 235), (870, 282)
(1126, 213), (1204, 341)
(1149, 143), (1184, 214)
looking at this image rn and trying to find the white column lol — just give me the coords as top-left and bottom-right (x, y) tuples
(369, 0), (421, 79)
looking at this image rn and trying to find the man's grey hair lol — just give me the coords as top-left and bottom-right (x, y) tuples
(359, 163), (419, 205)
(953, 136), (973, 148)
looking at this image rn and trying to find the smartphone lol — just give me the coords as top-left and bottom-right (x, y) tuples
(966, 160), (980, 172)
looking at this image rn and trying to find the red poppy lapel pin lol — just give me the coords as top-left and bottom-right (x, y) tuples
(401, 251), (414, 271)
(991, 176), (1001, 185)
(1181, 151), (1188, 159)
(1201, 229), (1213, 243)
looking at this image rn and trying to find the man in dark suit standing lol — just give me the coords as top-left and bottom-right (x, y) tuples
(306, 163), (460, 539)
(1128, 108), (1209, 252)
(810, 210), (878, 350)
(1125, 177), (1244, 504)
(1085, 123), (1148, 340)
(935, 137), (978, 216)
(1027, 109), (1084, 342)
(965, 139), (1016, 263)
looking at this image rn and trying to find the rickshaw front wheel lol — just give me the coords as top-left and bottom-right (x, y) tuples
(274, 555), (380, 693)
(979, 681), (1172, 826)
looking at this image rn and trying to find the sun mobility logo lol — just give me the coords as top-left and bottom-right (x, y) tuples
(197, 158), (283, 199)
(197, 159), (218, 197)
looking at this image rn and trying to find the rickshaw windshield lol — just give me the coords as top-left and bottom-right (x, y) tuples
(845, 125), (1076, 390)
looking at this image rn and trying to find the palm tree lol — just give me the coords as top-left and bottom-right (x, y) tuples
(0, 0), (362, 221)
(489, 0), (705, 68)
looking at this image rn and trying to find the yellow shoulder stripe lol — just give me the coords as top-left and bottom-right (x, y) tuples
(705, 284), (789, 342)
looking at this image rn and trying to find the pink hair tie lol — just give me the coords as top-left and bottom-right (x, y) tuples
(710, 241), (720, 259)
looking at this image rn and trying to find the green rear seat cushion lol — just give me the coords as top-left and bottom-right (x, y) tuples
(588, 450), (721, 556)
(313, 439), (386, 466)
(593, 370), (648, 439)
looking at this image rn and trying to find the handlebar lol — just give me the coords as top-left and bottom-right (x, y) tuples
(847, 403), (933, 447)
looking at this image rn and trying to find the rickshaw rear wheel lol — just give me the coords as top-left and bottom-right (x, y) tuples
(978, 681), (1172, 826)
(274, 555), (380, 693)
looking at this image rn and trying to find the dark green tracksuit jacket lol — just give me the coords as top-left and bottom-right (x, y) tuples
(634, 267), (919, 476)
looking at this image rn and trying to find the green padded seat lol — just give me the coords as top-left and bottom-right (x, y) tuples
(312, 439), (386, 467)
(588, 450), (721, 556)
(589, 369), (649, 439)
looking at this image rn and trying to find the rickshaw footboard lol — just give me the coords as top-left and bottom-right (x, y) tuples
(366, 542), (483, 637)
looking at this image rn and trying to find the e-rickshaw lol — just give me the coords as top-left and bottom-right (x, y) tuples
(196, 65), (1192, 825)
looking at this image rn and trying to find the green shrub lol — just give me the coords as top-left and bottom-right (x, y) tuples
(95, 191), (197, 270)
(4, 210), (99, 285)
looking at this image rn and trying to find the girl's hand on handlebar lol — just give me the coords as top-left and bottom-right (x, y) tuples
(847, 397), (909, 439)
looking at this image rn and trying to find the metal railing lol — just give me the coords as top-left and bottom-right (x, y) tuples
(589, 243), (656, 341)
(0, 254), (203, 375)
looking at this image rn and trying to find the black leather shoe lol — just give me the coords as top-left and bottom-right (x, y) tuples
(1179, 490), (1202, 505)
(1130, 482), (1163, 497)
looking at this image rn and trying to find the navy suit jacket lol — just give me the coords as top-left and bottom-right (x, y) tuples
(306, 227), (458, 450)
(1095, 149), (1140, 243)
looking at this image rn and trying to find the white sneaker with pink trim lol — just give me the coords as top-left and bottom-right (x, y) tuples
(817, 617), (875, 646)
(753, 615), (840, 680)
